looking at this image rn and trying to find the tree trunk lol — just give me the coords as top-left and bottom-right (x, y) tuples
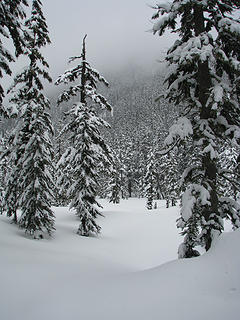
(80, 35), (87, 104)
(194, 4), (219, 251)
(128, 179), (132, 198)
(12, 210), (18, 224)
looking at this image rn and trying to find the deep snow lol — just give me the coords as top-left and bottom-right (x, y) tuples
(0, 198), (239, 320)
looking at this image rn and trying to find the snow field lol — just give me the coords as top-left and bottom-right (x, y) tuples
(0, 198), (239, 320)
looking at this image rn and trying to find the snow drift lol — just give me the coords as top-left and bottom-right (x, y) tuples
(0, 199), (239, 320)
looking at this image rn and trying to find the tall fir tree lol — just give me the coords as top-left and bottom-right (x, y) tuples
(151, 0), (240, 257)
(55, 35), (113, 236)
(6, 0), (55, 237)
(0, 0), (28, 110)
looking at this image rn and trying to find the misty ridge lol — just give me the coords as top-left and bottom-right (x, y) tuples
(1, 47), (172, 143)
(48, 61), (173, 129)
(1, 64), (174, 150)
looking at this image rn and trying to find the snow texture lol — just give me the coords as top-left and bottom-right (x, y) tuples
(0, 198), (239, 320)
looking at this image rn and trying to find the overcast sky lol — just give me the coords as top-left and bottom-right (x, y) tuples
(42, 0), (174, 79)
(3, 0), (176, 94)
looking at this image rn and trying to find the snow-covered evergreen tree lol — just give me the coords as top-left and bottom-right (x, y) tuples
(151, 0), (240, 256)
(55, 35), (113, 236)
(108, 165), (121, 204)
(0, 130), (20, 222)
(6, 0), (55, 237)
(157, 150), (180, 204)
(164, 150), (180, 208)
(0, 133), (10, 214)
(144, 149), (157, 210)
(0, 0), (28, 110)
(107, 138), (128, 201)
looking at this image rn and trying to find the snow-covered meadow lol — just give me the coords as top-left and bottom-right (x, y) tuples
(0, 198), (239, 320)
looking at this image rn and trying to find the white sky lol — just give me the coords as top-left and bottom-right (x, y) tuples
(3, 0), (176, 93)
(43, 0), (174, 78)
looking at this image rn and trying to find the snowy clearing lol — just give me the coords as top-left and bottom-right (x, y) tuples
(0, 198), (239, 320)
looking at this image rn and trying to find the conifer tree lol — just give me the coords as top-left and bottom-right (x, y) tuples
(55, 35), (113, 236)
(6, 0), (55, 237)
(151, 0), (240, 256)
(108, 166), (121, 204)
(1, 130), (20, 222)
(164, 150), (180, 208)
(157, 153), (170, 200)
(115, 137), (129, 199)
(144, 149), (157, 210)
(0, 0), (28, 110)
(123, 137), (139, 198)
(107, 139), (128, 202)
(0, 133), (10, 214)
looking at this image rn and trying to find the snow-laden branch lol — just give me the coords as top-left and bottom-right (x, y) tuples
(164, 117), (193, 145)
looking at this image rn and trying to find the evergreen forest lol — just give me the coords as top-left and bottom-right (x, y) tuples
(0, 0), (240, 257)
